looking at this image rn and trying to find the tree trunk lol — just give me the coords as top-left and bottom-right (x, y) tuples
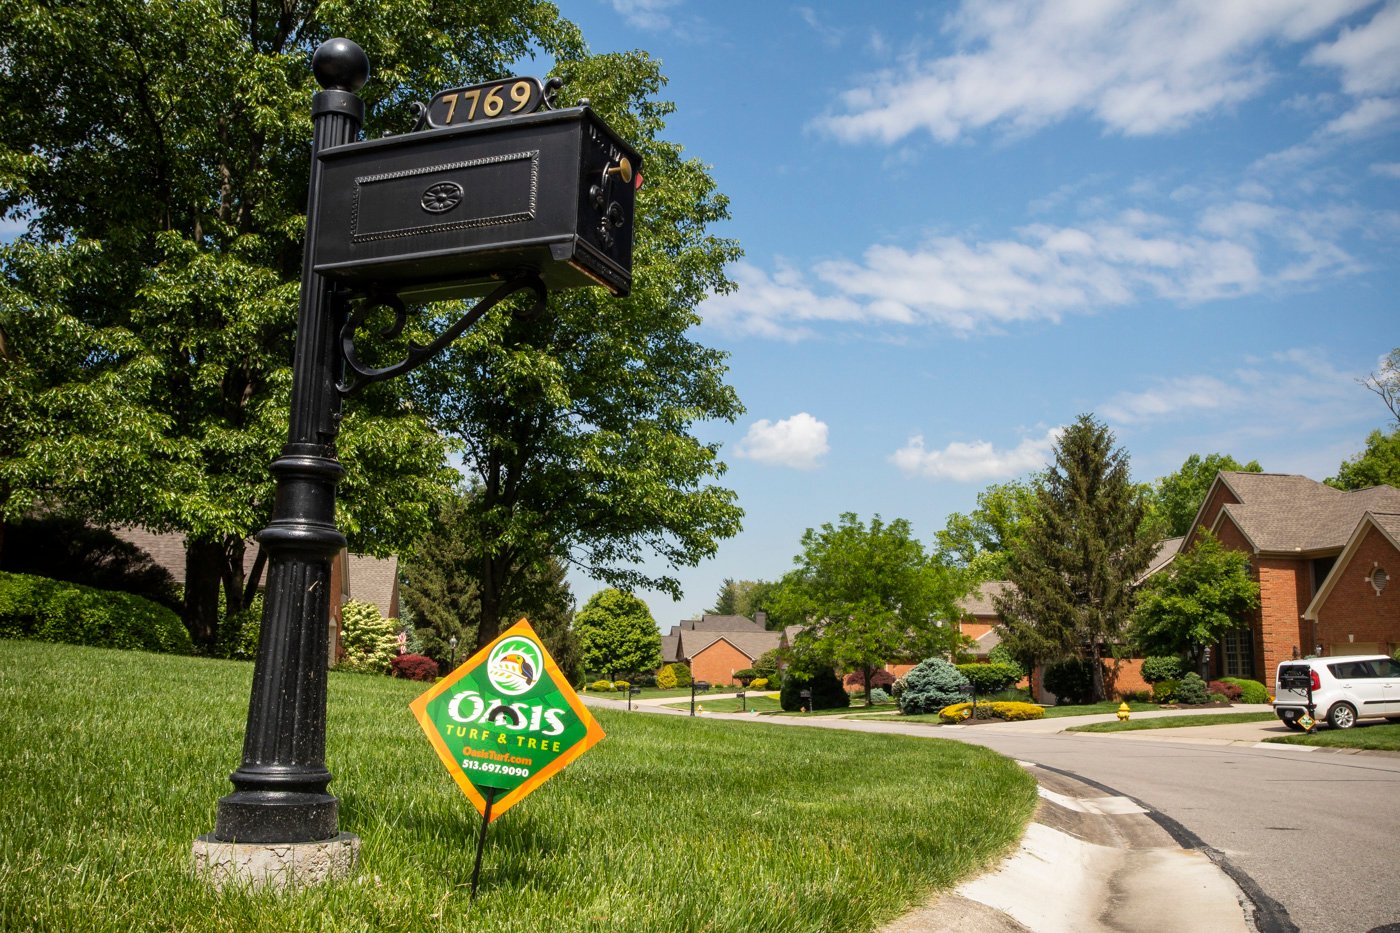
(863, 664), (876, 707)
(476, 553), (504, 652)
(184, 537), (226, 652)
(1089, 643), (1107, 703)
(221, 535), (247, 617)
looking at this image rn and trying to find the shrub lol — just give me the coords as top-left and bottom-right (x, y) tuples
(956, 662), (1022, 695)
(390, 653), (440, 682)
(1207, 680), (1242, 701)
(657, 662), (691, 689)
(589, 679), (614, 692)
(750, 677), (769, 690)
(898, 657), (971, 715)
(842, 670), (896, 692)
(733, 668), (760, 685)
(1152, 679), (1178, 704)
(987, 644), (1026, 682)
(779, 667), (848, 711)
(890, 675), (907, 699)
(938, 701), (1045, 724)
(613, 680), (630, 692)
(633, 672), (657, 688)
(0, 570), (192, 654)
(869, 687), (890, 704)
(1043, 658), (1096, 705)
(1175, 672), (1210, 705)
(1140, 656), (1184, 684)
(1118, 690), (1152, 703)
(1219, 677), (1269, 704)
(336, 600), (399, 674)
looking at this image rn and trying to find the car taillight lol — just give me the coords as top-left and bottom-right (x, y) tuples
(1311, 671), (1321, 691)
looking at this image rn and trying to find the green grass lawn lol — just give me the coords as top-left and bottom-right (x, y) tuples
(1264, 722), (1400, 752)
(0, 640), (1036, 932)
(1040, 700), (1159, 718)
(661, 694), (784, 714)
(1067, 712), (1277, 733)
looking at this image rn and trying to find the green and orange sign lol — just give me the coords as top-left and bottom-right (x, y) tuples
(410, 618), (603, 822)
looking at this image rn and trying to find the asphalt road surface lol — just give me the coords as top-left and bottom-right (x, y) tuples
(907, 726), (1400, 933)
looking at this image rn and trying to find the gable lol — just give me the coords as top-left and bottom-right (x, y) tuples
(1305, 512), (1400, 621)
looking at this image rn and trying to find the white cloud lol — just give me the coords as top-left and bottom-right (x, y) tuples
(890, 428), (1062, 482)
(734, 412), (830, 469)
(1371, 161), (1400, 177)
(813, 0), (1373, 144)
(608, 0), (681, 31)
(1306, 0), (1400, 96)
(701, 201), (1360, 339)
(1100, 349), (1363, 435)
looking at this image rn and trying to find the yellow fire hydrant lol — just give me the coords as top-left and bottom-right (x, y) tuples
(1116, 702), (1132, 722)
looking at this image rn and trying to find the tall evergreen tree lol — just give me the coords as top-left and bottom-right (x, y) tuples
(995, 414), (1156, 701)
(399, 485), (577, 679)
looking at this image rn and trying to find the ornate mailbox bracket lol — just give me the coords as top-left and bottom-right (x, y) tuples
(337, 273), (546, 395)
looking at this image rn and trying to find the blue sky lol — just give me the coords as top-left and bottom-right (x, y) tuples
(559, 0), (1400, 625)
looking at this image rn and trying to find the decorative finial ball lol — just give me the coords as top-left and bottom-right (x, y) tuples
(312, 38), (370, 92)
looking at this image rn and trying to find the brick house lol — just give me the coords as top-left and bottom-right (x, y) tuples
(660, 613), (783, 686)
(1185, 472), (1400, 682)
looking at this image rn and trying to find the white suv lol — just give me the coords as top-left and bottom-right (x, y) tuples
(1274, 655), (1400, 730)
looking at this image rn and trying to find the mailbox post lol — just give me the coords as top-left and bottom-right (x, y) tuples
(195, 37), (640, 890)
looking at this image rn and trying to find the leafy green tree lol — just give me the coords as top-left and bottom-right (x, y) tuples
(936, 479), (1037, 581)
(410, 49), (744, 652)
(1328, 429), (1400, 491)
(1145, 453), (1261, 539)
(1130, 530), (1260, 666)
(0, 0), (583, 649)
(573, 588), (662, 681)
(995, 414), (1157, 701)
(773, 513), (965, 707)
(399, 485), (578, 678)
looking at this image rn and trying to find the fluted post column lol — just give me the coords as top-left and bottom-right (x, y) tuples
(211, 38), (369, 846)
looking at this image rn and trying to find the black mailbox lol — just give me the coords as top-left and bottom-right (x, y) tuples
(1279, 668), (1311, 690)
(313, 106), (640, 299)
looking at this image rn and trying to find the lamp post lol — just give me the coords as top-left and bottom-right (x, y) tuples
(448, 635), (458, 671)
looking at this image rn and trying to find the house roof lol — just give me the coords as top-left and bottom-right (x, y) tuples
(1199, 472), (1400, 556)
(972, 628), (1002, 654)
(682, 630), (782, 663)
(112, 526), (259, 579)
(1138, 536), (1185, 582)
(1304, 511), (1400, 620)
(957, 580), (1014, 617)
(344, 553), (399, 618)
(660, 634), (681, 664)
(676, 613), (766, 633)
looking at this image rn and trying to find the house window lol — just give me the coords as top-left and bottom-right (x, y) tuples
(1222, 627), (1254, 678)
(1370, 566), (1389, 596)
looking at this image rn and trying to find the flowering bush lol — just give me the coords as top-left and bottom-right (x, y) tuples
(938, 701), (1044, 724)
(1207, 680), (1242, 701)
(390, 653), (440, 682)
(843, 670), (895, 691)
(750, 677), (769, 690)
(613, 680), (631, 692)
(1219, 677), (1270, 704)
(336, 600), (399, 674)
(589, 679), (614, 692)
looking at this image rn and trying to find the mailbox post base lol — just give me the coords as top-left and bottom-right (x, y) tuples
(192, 832), (359, 891)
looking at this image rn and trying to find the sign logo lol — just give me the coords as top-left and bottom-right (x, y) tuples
(421, 181), (464, 213)
(409, 618), (604, 822)
(487, 635), (542, 696)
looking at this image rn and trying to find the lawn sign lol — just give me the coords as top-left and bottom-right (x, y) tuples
(409, 618), (604, 895)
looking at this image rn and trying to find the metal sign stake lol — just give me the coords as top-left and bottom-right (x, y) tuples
(470, 787), (499, 900)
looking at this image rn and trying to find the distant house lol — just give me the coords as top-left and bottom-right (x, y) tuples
(111, 528), (399, 661)
(1183, 471), (1400, 681)
(661, 612), (783, 686)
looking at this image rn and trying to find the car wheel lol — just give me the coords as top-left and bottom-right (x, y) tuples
(1281, 718), (1305, 731)
(1327, 703), (1357, 730)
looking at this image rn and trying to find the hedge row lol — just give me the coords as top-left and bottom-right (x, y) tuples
(938, 701), (1044, 724)
(0, 570), (192, 654)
